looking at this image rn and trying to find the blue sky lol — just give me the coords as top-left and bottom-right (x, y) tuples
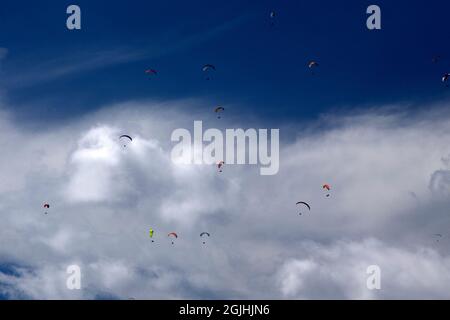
(0, 0), (449, 124)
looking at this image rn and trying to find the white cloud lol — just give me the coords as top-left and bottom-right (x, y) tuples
(1, 100), (450, 299)
(65, 126), (122, 203)
(276, 239), (450, 299)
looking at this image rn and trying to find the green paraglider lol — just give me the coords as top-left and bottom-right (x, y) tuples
(149, 228), (154, 242)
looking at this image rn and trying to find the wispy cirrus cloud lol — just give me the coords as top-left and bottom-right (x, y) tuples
(0, 15), (250, 90)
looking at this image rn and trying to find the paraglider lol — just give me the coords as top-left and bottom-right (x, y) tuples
(168, 232), (178, 245)
(442, 73), (449, 87)
(202, 64), (216, 72)
(269, 11), (276, 26)
(322, 184), (331, 197)
(149, 228), (154, 242)
(308, 61), (319, 68)
(296, 201), (311, 215)
(214, 106), (225, 119)
(43, 203), (50, 215)
(308, 61), (319, 75)
(145, 69), (157, 77)
(202, 64), (216, 80)
(217, 160), (225, 173)
(119, 135), (132, 147)
(200, 232), (210, 244)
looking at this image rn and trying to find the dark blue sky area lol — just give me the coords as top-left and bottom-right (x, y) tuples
(0, 0), (449, 123)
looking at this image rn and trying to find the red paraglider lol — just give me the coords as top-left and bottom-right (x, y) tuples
(168, 232), (178, 245)
(322, 184), (331, 197)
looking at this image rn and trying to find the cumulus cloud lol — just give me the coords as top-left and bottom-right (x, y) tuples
(276, 239), (450, 299)
(64, 126), (162, 203)
(1, 99), (450, 299)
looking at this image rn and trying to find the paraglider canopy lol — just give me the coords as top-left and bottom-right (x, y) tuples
(269, 11), (276, 26)
(200, 232), (210, 244)
(119, 135), (132, 141)
(202, 64), (216, 72)
(308, 61), (319, 68)
(308, 61), (319, 75)
(202, 64), (216, 80)
(296, 201), (311, 215)
(145, 69), (157, 75)
(168, 232), (178, 245)
(119, 135), (132, 147)
(43, 203), (50, 215)
(149, 228), (154, 242)
(217, 160), (225, 172)
(442, 73), (449, 84)
(322, 184), (331, 197)
(296, 201), (310, 209)
(214, 106), (224, 118)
